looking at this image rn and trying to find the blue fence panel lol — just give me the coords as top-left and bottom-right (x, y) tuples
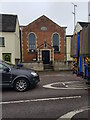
(77, 32), (80, 57)
(79, 56), (82, 73)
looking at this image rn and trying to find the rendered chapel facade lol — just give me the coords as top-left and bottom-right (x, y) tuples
(21, 15), (66, 66)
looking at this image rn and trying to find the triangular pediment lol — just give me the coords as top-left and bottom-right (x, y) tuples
(37, 41), (53, 49)
(28, 15), (61, 27)
(23, 15), (65, 32)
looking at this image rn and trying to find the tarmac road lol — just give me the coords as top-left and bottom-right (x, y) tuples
(1, 71), (90, 120)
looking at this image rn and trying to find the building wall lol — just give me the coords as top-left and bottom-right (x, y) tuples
(0, 32), (16, 64)
(0, 18), (20, 64)
(22, 16), (65, 63)
(66, 36), (73, 61)
(15, 17), (20, 61)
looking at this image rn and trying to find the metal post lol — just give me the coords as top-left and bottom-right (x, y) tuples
(88, 1), (90, 22)
(72, 3), (77, 29)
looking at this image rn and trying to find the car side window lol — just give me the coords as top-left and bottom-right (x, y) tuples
(0, 63), (3, 70)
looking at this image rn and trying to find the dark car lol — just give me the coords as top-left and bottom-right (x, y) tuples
(0, 61), (40, 92)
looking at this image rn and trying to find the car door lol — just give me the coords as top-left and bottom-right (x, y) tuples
(0, 63), (2, 86)
(0, 63), (11, 87)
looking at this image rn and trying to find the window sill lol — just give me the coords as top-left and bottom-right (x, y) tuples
(54, 51), (60, 54)
(28, 51), (37, 54)
(0, 46), (5, 47)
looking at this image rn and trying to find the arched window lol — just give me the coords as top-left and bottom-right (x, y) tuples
(28, 33), (36, 52)
(53, 33), (60, 52)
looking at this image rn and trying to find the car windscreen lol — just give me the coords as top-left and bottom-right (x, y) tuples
(3, 61), (17, 69)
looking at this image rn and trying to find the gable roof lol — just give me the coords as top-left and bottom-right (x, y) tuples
(0, 14), (17, 32)
(78, 22), (90, 28)
(26, 15), (66, 30)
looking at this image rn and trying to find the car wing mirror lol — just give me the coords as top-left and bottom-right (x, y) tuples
(4, 68), (10, 72)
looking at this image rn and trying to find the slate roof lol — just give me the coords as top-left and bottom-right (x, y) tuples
(78, 22), (90, 28)
(0, 14), (17, 32)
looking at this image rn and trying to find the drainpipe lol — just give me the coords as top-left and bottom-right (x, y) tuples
(19, 28), (22, 63)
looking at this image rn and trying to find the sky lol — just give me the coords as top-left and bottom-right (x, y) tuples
(0, 0), (89, 35)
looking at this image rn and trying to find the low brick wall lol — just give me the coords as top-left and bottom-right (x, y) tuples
(22, 62), (44, 71)
(53, 61), (73, 71)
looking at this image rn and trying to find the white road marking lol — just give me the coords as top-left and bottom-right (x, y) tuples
(0, 96), (81, 105)
(43, 81), (89, 90)
(62, 83), (66, 86)
(62, 83), (69, 88)
(57, 107), (90, 120)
